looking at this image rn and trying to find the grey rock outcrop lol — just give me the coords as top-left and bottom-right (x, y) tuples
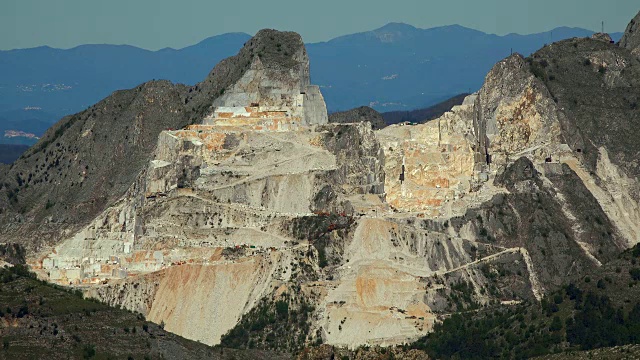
(472, 53), (563, 171)
(591, 32), (613, 43)
(473, 157), (622, 289)
(205, 31), (327, 127)
(620, 11), (640, 54)
(528, 37), (640, 187)
(521, 35), (640, 246)
(0, 163), (8, 181)
(186, 29), (327, 126)
(314, 123), (386, 206)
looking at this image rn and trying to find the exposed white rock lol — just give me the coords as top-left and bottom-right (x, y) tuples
(30, 35), (640, 351)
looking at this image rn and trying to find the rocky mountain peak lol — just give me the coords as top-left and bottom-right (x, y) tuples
(198, 29), (327, 128)
(183, 29), (318, 124)
(620, 11), (640, 54)
(479, 53), (530, 89)
(243, 29), (307, 70)
(591, 32), (613, 43)
(473, 52), (560, 169)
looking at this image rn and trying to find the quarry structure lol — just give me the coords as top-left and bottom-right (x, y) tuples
(2, 20), (639, 351)
(203, 53), (328, 130)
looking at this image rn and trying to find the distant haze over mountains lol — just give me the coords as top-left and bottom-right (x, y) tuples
(0, 23), (622, 144)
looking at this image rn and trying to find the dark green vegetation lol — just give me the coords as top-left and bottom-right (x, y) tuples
(0, 265), (288, 360)
(287, 213), (354, 269)
(0, 145), (29, 164)
(297, 344), (430, 359)
(220, 292), (317, 353)
(0, 243), (26, 265)
(411, 244), (640, 359)
(533, 344), (640, 360)
(381, 93), (469, 125)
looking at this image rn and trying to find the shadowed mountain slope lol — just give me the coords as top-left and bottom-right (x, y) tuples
(382, 93), (469, 125)
(328, 106), (386, 129)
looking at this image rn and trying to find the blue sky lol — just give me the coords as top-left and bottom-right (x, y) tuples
(1, 0), (638, 50)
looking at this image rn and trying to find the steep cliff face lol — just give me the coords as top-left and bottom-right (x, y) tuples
(473, 54), (563, 170)
(40, 120), (385, 346)
(186, 29), (326, 125)
(525, 37), (640, 245)
(32, 29), (389, 348)
(378, 99), (477, 216)
(313, 123), (386, 213)
(620, 11), (640, 56)
(374, 25), (639, 306)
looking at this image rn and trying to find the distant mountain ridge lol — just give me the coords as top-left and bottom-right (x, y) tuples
(381, 93), (470, 125)
(0, 24), (623, 142)
(0, 32), (251, 119)
(310, 24), (622, 111)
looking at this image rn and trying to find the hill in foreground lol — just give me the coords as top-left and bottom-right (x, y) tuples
(0, 263), (288, 360)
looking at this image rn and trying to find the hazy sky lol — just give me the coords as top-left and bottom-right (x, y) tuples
(1, 0), (638, 50)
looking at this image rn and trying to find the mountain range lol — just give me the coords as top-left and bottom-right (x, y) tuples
(1, 8), (640, 359)
(0, 24), (622, 144)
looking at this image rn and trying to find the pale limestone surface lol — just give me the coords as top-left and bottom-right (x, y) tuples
(146, 256), (284, 345)
(36, 91), (386, 346)
(205, 54), (327, 128)
(321, 218), (470, 348)
(31, 45), (640, 350)
(378, 102), (476, 215)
